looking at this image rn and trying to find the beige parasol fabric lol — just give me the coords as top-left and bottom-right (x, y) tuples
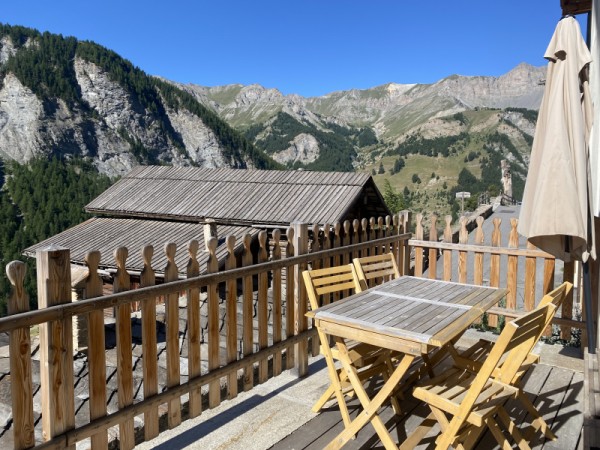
(518, 16), (595, 262)
(591, 0), (600, 216)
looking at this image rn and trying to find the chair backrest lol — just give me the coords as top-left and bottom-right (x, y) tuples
(536, 281), (573, 327)
(456, 303), (556, 419)
(303, 264), (362, 312)
(453, 282), (572, 382)
(353, 253), (400, 290)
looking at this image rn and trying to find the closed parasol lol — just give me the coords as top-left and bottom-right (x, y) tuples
(518, 15), (597, 351)
(519, 16), (595, 262)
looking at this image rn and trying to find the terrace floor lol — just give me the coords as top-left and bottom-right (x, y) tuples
(136, 329), (585, 450)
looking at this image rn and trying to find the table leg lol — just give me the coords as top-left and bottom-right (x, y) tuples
(324, 338), (416, 450)
(318, 328), (353, 428)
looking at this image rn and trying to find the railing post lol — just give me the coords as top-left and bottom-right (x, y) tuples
(428, 214), (438, 279)
(163, 243), (181, 428)
(443, 216), (453, 281)
(258, 231), (270, 382)
(458, 217), (468, 284)
(7, 261), (35, 450)
(473, 217), (485, 285)
(271, 230), (283, 376)
(113, 246), (135, 448)
(140, 245), (160, 439)
(293, 222), (309, 377)
(225, 235), (239, 397)
(414, 213), (424, 277)
(84, 251), (108, 449)
(242, 233), (254, 390)
(401, 210), (412, 276)
(186, 240), (202, 418)
(37, 246), (75, 448)
(207, 237), (221, 407)
(285, 227), (296, 370)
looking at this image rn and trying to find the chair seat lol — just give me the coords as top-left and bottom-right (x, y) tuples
(452, 339), (541, 379)
(413, 367), (519, 427)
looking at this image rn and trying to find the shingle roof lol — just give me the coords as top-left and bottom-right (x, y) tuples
(24, 217), (257, 277)
(85, 166), (385, 226)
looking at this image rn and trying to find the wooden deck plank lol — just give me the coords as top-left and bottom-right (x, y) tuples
(541, 369), (584, 450)
(271, 360), (583, 450)
(529, 366), (582, 450)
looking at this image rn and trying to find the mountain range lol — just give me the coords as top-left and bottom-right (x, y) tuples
(0, 24), (545, 201)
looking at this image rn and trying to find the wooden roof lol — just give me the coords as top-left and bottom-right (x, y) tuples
(86, 166), (389, 226)
(561, 0), (591, 15)
(24, 218), (257, 277)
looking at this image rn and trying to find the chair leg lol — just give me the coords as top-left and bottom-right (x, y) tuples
(318, 330), (353, 429)
(312, 384), (336, 413)
(381, 355), (403, 415)
(399, 412), (437, 450)
(496, 408), (531, 450)
(485, 415), (515, 450)
(517, 392), (557, 441)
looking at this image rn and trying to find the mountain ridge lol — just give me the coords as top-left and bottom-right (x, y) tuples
(0, 23), (545, 205)
(0, 24), (280, 177)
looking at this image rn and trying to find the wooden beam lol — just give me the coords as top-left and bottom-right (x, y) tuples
(561, 0), (591, 15)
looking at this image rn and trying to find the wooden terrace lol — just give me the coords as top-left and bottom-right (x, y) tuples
(0, 210), (597, 449)
(270, 339), (584, 450)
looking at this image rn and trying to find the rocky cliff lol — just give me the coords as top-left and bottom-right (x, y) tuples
(0, 25), (278, 177)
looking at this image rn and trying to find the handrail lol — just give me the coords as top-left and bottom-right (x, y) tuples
(409, 239), (555, 259)
(0, 233), (411, 333)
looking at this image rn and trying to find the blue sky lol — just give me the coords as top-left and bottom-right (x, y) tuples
(0, 1), (585, 97)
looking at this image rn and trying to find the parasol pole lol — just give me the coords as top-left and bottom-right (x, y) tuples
(584, 9), (598, 354)
(583, 260), (596, 353)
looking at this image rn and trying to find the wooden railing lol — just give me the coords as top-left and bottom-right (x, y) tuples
(0, 214), (411, 450)
(1, 209), (588, 449)
(410, 213), (582, 337)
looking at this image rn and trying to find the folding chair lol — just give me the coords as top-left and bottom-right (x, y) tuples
(353, 252), (401, 291)
(444, 282), (572, 442)
(303, 264), (400, 428)
(410, 302), (559, 450)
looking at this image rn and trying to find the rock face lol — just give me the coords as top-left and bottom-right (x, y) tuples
(172, 63), (545, 173)
(272, 133), (320, 165)
(0, 31), (272, 177)
(181, 63), (546, 144)
(0, 74), (45, 163)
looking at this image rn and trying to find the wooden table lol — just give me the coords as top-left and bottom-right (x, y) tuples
(312, 276), (508, 450)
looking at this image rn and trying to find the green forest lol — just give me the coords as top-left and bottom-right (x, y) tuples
(0, 158), (113, 315)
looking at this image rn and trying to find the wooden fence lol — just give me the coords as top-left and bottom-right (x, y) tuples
(410, 213), (582, 338)
(1, 210), (587, 450)
(0, 214), (411, 450)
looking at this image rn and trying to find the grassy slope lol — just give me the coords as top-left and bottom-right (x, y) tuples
(363, 109), (520, 217)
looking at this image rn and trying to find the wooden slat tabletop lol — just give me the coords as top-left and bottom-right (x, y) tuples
(314, 276), (507, 353)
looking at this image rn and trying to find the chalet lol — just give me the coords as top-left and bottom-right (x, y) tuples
(85, 165), (390, 227)
(25, 166), (391, 277)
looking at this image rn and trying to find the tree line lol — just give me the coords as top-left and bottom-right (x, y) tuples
(245, 112), (369, 172)
(0, 157), (113, 315)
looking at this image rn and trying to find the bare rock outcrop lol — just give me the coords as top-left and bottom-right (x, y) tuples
(272, 133), (320, 165)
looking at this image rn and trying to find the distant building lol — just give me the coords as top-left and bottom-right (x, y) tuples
(26, 166), (391, 278)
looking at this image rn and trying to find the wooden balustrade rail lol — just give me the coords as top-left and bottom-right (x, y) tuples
(2, 210), (588, 450)
(0, 233), (411, 334)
